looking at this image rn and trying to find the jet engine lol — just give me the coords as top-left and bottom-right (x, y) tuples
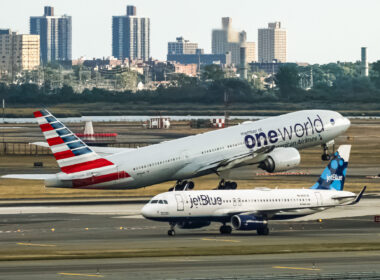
(258, 147), (300, 173)
(177, 220), (211, 229)
(231, 215), (267, 231)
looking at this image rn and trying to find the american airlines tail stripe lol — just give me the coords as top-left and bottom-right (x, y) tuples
(45, 116), (57, 123)
(47, 137), (65, 146)
(72, 171), (130, 188)
(54, 150), (75, 160)
(33, 111), (43, 118)
(60, 158), (114, 174)
(57, 153), (98, 167)
(40, 123), (54, 132)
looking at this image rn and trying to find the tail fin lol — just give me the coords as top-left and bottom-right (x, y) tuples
(33, 109), (114, 174)
(311, 145), (351, 191)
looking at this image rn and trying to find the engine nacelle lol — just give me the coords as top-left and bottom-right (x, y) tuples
(258, 147), (300, 173)
(231, 215), (267, 231)
(177, 220), (211, 229)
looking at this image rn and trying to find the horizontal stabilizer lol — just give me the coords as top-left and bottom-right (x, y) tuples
(2, 174), (56, 180)
(30, 142), (135, 156)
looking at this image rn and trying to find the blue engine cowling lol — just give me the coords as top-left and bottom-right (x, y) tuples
(231, 215), (267, 231)
(177, 220), (211, 229)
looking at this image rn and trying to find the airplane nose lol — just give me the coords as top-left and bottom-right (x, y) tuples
(141, 205), (151, 218)
(342, 117), (351, 130)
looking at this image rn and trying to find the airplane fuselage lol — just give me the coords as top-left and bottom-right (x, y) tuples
(46, 110), (350, 189)
(142, 188), (357, 223)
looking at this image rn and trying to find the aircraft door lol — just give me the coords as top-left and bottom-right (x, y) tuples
(175, 194), (184, 211)
(314, 192), (323, 206)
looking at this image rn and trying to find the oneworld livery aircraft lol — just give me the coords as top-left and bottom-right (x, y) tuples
(3, 109), (350, 189)
(142, 145), (366, 236)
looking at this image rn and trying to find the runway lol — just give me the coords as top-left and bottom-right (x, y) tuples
(0, 198), (379, 279)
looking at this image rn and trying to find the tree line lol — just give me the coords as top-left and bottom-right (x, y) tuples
(1, 61), (380, 106)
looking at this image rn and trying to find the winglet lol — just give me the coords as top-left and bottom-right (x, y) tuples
(350, 186), (366, 205)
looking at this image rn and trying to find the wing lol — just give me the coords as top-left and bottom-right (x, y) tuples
(215, 204), (333, 219)
(195, 145), (275, 174)
(30, 142), (135, 157)
(2, 174), (56, 180)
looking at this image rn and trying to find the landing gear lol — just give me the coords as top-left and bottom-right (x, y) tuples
(216, 179), (237, 190)
(167, 222), (176, 236)
(321, 142), (335, 161)
(169, 180), (194, 191)
(219, 224), (232, 235)
(257, 226), (269, 236)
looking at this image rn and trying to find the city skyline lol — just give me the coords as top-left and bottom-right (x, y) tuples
(0, 0), (379, 63)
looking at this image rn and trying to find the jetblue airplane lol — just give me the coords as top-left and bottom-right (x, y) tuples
(142, 145), (366, 236)
(3, 109), (350, 190)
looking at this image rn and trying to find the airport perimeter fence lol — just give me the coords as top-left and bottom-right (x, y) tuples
(0, 142), (151, 156)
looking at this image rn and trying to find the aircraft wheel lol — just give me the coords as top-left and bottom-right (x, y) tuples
(257, 227), (269, 236)
(321, 154), (331, 161)
(168, 229), (175, 236)
(220, 225), (232, 234)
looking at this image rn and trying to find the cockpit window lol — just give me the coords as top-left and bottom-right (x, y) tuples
(158, 200), (164, 204)
(164, 200), (168, 204)
(150, 200), (158, 204)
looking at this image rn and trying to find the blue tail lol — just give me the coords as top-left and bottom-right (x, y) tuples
(311, 145), (351, 191)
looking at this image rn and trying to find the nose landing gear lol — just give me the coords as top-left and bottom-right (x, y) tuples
(167, 222), (176, 236)
(321, 142), (335, 161)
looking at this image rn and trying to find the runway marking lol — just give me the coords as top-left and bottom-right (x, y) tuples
(201, 238), (240, 243)
(273, 266), (320, 271)
(58, 272), (103, 277)
(17, 242), (56, 247)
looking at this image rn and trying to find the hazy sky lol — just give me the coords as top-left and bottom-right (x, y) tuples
(1, 0), (379, 63)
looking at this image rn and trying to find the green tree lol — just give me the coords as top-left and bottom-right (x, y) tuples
(370, 60), (380, 88)
(201, 65), (225, 81)
(274, 64), (301, 99)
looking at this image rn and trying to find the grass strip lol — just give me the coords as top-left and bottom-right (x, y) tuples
(1, 242), (380, 261)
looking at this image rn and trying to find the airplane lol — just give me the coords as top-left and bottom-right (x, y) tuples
(141, 145), (366, 236)
(2, 109), (350, 190)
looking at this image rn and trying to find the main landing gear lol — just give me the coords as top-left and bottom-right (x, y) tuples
(257, 226), (269, 236)
(168, 222), (176, 236)
(168, 180), (194, 191)
(219, 224), (232, 235)
(216, 179), (237, 190)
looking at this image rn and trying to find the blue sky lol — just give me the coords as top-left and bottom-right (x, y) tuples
(1, 0), (379, 63)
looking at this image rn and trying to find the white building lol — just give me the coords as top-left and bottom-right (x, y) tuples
(258, 22), (287, 63)
(212, 17), (256, 65)
(0, 29), (40, 75)
(168, 37), (198, 55)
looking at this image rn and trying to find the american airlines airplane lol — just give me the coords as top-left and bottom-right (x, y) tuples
(142, 145), (366, 236)
(3, 109), (350, 190)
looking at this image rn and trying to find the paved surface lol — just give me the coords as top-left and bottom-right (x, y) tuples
(0, 199), (379, 279)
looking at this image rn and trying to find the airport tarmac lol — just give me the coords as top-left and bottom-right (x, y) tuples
(0, 199), (379, 279)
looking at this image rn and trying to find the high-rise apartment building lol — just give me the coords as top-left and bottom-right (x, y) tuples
(30, 6), (72, 63)
(112, 5), (150, 61)
(0, 29), (40, 75)
(168, 37), (198, 55)
(258, 22), (286, 63)
(212, 17), (256, 65)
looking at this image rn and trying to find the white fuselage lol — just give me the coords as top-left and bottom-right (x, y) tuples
(141, 188), (357, 222)
(47, 110), (350, 189)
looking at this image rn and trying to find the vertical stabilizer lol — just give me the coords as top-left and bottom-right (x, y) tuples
(33, 109), (114, 174)
(311, 145), (351, 191)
